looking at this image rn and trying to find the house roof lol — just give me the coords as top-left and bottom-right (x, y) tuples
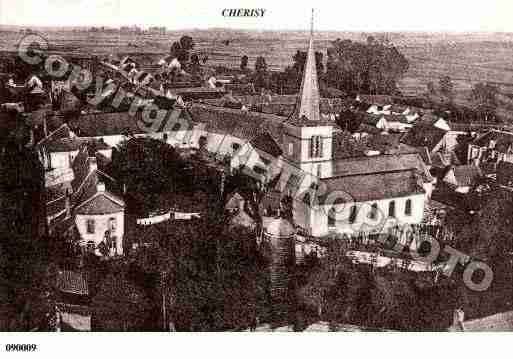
(36, 123), (72, 147)
(250, 132), (283, 158)
(224, 83), (256, 95)
(225, 192), (244, 210)
(357, 94), (393, 106)
(188, 103), (287, 144)
(71, 147), (93, 192)
(401, 123), (447, 152)
(73, 168), (120, 209)
(473, 130), (513, 151)
(318, 169), (424, 204)
(451, 165), (482, 187)
(431, 150), (461, 169)
(331, 152), (433, 183)
(75, 192), (125, 215)
(56, 270), (89, 296)
(69, 107), (191, 137)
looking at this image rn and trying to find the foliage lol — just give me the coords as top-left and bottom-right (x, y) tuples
(326, 39), (408, 95)
(336, 109), (363, 133)
(253, 56), (270, 91)
(240, 55), (249, 71)
(111, 137), (186, 214)
(92, 270), (152, 331)
(169, 35), (195, 65)
(439, 75), (454, 98)
(470, 82), (498, 121)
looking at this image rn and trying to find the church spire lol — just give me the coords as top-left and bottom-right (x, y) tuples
(295, 8), (320, 123)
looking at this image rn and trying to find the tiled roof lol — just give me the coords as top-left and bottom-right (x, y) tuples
(331, 153), (433, 183)
(473, 130), (513, 150)
(188, 103), (287, 144)
(250, 132), (283, 158)
(69, 107), (191, 137)
(452, 165), (482, 187)
(224, 83), (256, 95)
(73, 168), (119, 208)
(46, 196), (66, 218)
(56, 270), (89, 296)
(318, 169), (424, 204)
(36, 123), (72, 147)
(75, 192), (125, 215)
(401, 123), (447, 152)
(431, 150), (461, 169)
(357, 94), (393, 106)
(71, 147), (92, 192)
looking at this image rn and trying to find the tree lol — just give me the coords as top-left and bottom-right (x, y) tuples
(326, 39), (408, 96)
(111, 137), (186, 214)
(179, 35), (194, 51)
(470, 82), (498, 122)
(92, 272), (152, 331)
(253, 56), (270, 91)
(337, 109), (362, 134)
(240, 55), (249, 71)
(439, 76), (454, 98)
(169, 35), (194, 65)
(426, 81), (436, 95)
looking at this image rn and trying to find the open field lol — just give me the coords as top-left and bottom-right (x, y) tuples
(2, 28), (513, 97)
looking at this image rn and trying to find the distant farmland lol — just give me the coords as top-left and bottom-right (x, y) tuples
(2, 29), (513, 96)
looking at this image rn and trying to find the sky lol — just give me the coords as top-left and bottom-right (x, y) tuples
(0, 0), (512, 32)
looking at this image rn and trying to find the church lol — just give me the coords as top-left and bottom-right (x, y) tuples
(186, 13), (433, 237)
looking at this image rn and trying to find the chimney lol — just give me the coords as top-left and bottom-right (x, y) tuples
(123, 182), (127, 194)
(65, 189), (71, 219)
(97, 182), (105, 192)
(88, 157), (97, 172)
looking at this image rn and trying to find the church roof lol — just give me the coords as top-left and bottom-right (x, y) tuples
(288, 10), (321, 125)
(331, 153), (433, 183)
(318, 169), (424, 204)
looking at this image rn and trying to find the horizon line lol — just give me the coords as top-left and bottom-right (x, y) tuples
(1, 24), (513, 35)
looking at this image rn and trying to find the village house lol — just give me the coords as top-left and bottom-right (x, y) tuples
(467, 130), (513, 173)
(44, 145), (125, 257)
(441, 164), (483, 194)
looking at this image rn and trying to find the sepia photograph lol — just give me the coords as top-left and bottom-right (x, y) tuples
(1, 0), (513, 353)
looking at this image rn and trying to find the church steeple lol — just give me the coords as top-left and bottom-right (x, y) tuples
(294, 8), (320, 123)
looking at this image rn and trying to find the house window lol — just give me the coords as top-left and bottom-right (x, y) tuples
(388, 201), (396, 218)
(405, 199), (412, 216)
(317, 164), (322, 178)
(328, 207), (336, 228)
(288, 143), (294, 156)
(368, 203), (378, 220)
(163, 133), (168, 142)
(86, 219), (95, 234)
(309, 135), (323, 158)
(109, 217), (117, 232)
(349, 205), (358, 224)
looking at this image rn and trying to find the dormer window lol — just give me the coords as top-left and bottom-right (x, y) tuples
(309, 135), (323, 158)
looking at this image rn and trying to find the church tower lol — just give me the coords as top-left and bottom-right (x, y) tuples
(282, 9), (333, 181)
